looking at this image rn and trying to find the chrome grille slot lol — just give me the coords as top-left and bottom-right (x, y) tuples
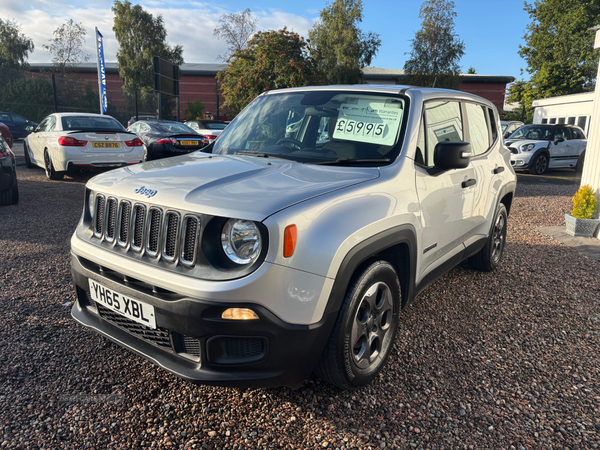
(163, 211), (181, 262)
(105, 198), (118, 242)
(131, 204), (146, 252)
(146, 207), (162, 257)
(181, 215), (200, 267)
(94, 195), (105, 238)
(118, 201), (131, 247)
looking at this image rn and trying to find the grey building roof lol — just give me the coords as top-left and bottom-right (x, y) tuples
(29, 63), (515, 83)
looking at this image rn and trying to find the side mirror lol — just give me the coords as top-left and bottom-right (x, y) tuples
(434, 141), (472, 170)
(554, 137), (565, 144)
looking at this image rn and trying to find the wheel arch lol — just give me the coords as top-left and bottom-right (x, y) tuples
(324, 224), (417, 319)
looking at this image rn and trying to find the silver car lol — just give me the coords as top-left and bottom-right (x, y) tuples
(71, 85), (517, 389)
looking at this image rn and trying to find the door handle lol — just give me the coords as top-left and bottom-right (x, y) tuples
(462, 179), (476, 188)
(493, 166), (505, 174)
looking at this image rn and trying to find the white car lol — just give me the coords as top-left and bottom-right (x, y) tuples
(24, 113), (144, 180)
(505, 124), (587, 175)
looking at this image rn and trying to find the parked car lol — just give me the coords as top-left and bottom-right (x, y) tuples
(0, 137), (18, 206)
(183, 119), (227, 143)
(0, 112), (37, 139)
(505, 123), (587, 174)
(71, 85), (516, 390)
(0, 123), (14, 148)
(500, 120), (524, 139)
(23, 113), (144, 180)
(127, 120), (209, 161)
(127, 115), (156, 128)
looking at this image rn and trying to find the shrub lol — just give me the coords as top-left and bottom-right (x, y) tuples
(571, 184), (598, 219)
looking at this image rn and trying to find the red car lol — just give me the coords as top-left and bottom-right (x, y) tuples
(0, 123), (13, 148)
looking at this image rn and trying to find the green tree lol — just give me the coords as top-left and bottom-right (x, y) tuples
(0, 78), (54, 122)
(403, 0), (465, 89)
(519, 0), (600, 96)
(112, 0), (184, 119)
(467, 66), (476, 74)
(308, 0), (381, 85)
(43, 19), (90, 73)
(184, 98), (206, 120)
(217, 28), (327, 113)
(504, 79), (535, 123)
(0, 18), (34, 69)
(213, 8), (257, 61)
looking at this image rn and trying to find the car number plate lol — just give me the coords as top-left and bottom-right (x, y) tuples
(179, 140), (198, 146)
(88, 279), (156, 329)
(93, 142), (120, 148)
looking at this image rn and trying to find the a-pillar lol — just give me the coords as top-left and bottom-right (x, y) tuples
(581, 24), (600, 237)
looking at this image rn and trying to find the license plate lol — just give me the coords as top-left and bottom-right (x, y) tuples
(179, 140), (198, 146)
(88, 279), (156, 329)
(93, 142), (120, 148)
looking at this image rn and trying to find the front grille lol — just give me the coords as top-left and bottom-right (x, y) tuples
(97, 303), (172, 350)
(105, 198), (118, 242)
(94, 195), (105, 237)
(90, 194), (201, 267)
(146, 208), (162, 256)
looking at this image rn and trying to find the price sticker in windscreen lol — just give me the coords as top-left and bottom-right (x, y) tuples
(332, 101), (403, 146)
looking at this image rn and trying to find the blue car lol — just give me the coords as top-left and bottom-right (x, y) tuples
(0, 112), (38, 139)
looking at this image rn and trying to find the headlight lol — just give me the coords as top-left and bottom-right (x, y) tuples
(521, 143), (535, 151)
(221, 219), (262, 264)
(88, 191), (95, 217)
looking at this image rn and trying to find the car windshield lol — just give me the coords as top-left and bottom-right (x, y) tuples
(213, 90), (407, 165)
(61, 116), (125, 131)
(205, 122), (227, 130)
(508, 125), (554, 140)
(155, 122), (197, 134)
(501, 123), (508, 132)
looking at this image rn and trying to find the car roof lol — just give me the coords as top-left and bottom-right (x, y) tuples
(52, 112), (120, 118)
(264, 84), (496, 108)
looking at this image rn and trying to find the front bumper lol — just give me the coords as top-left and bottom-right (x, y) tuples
(70, 253), (337, 388)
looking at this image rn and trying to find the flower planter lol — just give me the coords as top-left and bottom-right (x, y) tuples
(565, 214), (600, 238)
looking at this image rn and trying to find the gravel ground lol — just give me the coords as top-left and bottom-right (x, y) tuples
(1, 163), (599, 450)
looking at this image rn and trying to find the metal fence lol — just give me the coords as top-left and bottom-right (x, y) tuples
(0, 66), (176, 126)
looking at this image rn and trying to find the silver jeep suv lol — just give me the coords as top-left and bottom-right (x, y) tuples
(71, 85), (516, 389)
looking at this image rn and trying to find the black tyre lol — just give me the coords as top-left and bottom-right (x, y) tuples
(44, 150), (64, 180)
(576, 150), (585, 173)
(529, 152), (548, 175)
(316, 261), (401, 389)
(0, 177), (18, 206)
(469, 203), (508, 272)
(23, 142), (34, 168)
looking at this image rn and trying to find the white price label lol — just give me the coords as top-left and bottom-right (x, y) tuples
(332, 100), (403, 146)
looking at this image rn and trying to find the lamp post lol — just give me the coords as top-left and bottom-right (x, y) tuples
(580, 24), (600, 237)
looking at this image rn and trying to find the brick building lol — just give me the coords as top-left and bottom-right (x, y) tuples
(30, 63), (515, 120)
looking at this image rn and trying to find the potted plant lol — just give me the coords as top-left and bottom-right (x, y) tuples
(565, 184), (600, 237)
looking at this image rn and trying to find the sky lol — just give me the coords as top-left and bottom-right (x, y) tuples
(1, 0), (535, 82)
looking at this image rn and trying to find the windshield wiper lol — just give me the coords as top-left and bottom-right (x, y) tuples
(311, 158), (391, 166)
(234, 151), (270, 158)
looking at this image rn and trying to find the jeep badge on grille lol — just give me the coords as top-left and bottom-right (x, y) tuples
(134, 186), (157, 198)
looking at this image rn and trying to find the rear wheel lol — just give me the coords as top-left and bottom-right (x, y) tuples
(0, 177), (18, 206)
(469, 203), (507, 272)
(44, 150), (63, 180)
(529, 153), (548, 175)
(316, 261), (400, 389)
(24, 142), (34, 168)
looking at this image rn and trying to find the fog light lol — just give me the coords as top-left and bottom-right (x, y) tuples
(222, 308), (259, 320)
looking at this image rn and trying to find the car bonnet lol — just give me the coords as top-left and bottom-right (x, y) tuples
(86, 153), (380, 221)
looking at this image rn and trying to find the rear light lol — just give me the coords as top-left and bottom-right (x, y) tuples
(0, 149), (7, 158)
(201, 137), (209, 145)
(125, 138), (143, 147)
(205, 135), (218, 140)
(156, 137), (177, 144)
(58, 136), (88, 147)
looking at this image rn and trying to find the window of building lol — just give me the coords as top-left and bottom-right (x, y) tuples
(549, 118), (556, 124)
(541, 118), (548, 124)
(567, 117), (575, 125)
(557, 117), (565, 124)
(577, 116), (587, 130)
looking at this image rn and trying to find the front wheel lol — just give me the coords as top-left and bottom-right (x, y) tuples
(529, 153), (548, 175)
(44, 150), (63, 180)
(316, 261), (401, 389)
(24, 142), (34, 168)
(469, 203), (508, 272)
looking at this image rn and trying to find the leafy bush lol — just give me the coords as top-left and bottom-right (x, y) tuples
(571, 184), (598, 219)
